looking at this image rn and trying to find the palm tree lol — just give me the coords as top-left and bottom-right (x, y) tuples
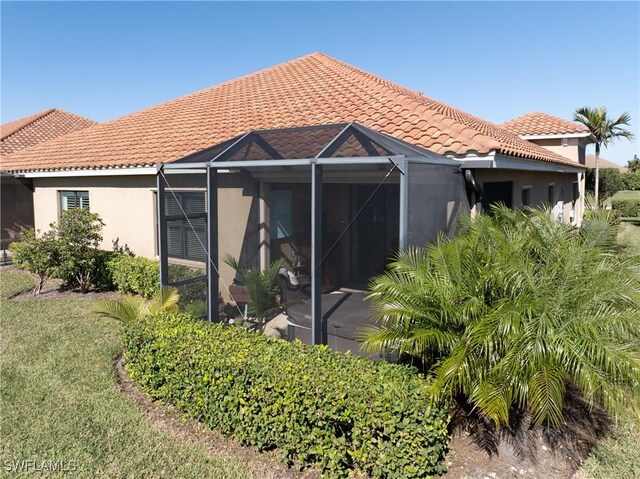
(361, 207), (640, 428)
(573, 106), (634, 207)
(627, 154), (640, 173)
(94, 286), (180, 323)
(223, 255), (284, 332)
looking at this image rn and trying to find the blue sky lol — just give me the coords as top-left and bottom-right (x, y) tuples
(2, 1), (639, 165)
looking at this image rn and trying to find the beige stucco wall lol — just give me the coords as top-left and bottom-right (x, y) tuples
(33, 175), (158, 256)
(473, 169), (582, 223)
(531, 138), (586, 165)
(526, 138), (587, 223)
(32, 173), (260, 295)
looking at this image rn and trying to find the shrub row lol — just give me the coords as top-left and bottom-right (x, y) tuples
(611, 198), (640, 218)
(125, 313), (449, 478)
(108, 255), (160, 298)
(622, 172), (640, 191)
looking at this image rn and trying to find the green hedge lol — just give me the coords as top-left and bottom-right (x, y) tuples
(621, 172), (640, 191)
(611, 199), (640, 218)
(107, 255), (160, 298)
(125, 313), (449, 478)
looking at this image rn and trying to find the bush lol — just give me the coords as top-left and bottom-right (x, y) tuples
(621, 172), (640, 191)
(51, 209), (105, 292)
(9, 229), (58, 296)
(583, 208), (621, 225)
(611, 198), (640, 218)
(581, 208), (621, 248)
(168, 264), (206, 306)
(363, 206), (640, 428)
(125, 313), (449, 478)
(108, 255), (160, 299)
(586, 167), (624, 201)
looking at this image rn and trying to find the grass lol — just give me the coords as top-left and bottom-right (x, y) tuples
(578, 220), (640, 479)
(0, 268), (256, 478)
(611, 189), (640, 201)
(0, 269), (35, 299)
(618, 219), (640, 257)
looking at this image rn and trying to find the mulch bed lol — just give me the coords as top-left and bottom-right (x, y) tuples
(9, 274), (120, 301)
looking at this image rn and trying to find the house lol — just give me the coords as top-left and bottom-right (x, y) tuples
(0, 54), (587, 325)
(585, 154), (627, 172)
(500, 111), (592, 222)
(1, 109), (96, 247)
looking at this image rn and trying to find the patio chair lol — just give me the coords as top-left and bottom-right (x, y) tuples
(277, 267), (310, 306)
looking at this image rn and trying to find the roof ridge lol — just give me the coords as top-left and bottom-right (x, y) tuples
(332, 60), (576, 163)
(312, 54), (572, 161)
(1, 108), (56, 141)
(1, 108), (98, 158)
(501, 111), (590, 135)
(1, 53), (582, 171)
(90, 53), (325, 130)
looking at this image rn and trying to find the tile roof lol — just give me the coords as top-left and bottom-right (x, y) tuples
(500, 112), (590, 137)
(1, 53), (579, 173)
(1, 108), (97, 156)
(585, 154), (627, 171)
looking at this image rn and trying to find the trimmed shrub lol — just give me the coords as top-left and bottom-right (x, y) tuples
(51, 209), (105, 292)
(9, 229), (59, 296)
(108, 255), (160, 298)
(611, 198), (640, 218)
(125, 313), (449, 478)
(93, 250), (120, 291)
(586, 167), (624, 200)
(621, 172), (640, 191)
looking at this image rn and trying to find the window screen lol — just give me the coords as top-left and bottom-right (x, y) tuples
(165, 192), (207, 262)
(521, 187), (531, 207)
(60, 191), (89, 211)
(270, 189), (292, 239)
(548, 184), (555, 204)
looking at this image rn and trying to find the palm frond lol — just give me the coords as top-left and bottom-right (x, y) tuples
(363, 206), (640, 428)
(94, 296), (145, 323)
(148, 286), (180, 314)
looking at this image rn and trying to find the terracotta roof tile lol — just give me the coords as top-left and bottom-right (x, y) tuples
(500, 112), (590, 136)
(585, 155), (627, 171)
(1, 53), (579, 173)
(1, 109), (97, 156)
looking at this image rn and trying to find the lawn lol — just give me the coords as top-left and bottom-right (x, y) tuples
(0, 269), (259, 478)
(618, 218), (640, 256)
(611, 189), (640, 202)
(577, 219), (640, 479)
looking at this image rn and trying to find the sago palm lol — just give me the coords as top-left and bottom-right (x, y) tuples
(224, 255), (284, 332)
(573, 106), (634, 207)
(95, 286), (180, 323)
(361, 206), (640, 427)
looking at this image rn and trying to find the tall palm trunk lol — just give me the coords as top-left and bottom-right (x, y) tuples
(594, 142), (600, 208)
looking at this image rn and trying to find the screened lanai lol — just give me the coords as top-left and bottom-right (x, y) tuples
(156, 122), (466, 347)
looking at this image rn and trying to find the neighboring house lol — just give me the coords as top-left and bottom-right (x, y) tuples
(585, 154), (628, 172)
(1, 109), (96, 246)
(500, 111), (592, 222)
(0, 53), (586, 293)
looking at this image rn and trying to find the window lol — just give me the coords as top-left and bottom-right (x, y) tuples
(165, 192), (207, 262)
(481, 181), (513, 213)
(521, 187), (531, 207)
(60, 191), (89, 212)
(270, 189), (292, 239)
(548, 184), (555, 204)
